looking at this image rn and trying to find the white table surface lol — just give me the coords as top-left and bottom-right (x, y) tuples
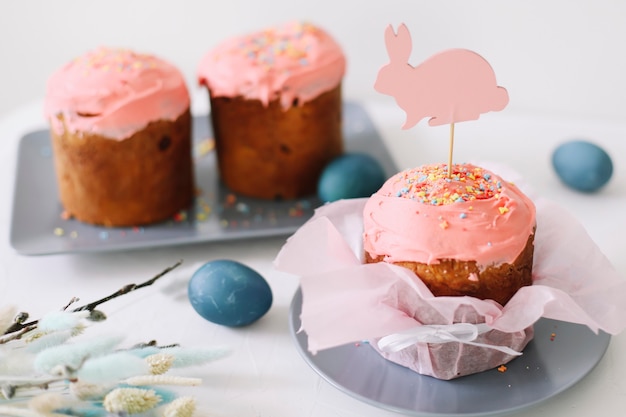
(1, 96), (625, 417)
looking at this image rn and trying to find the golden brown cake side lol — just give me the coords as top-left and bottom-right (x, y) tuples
(365, 232), (534, 306)
(209, 86), (343, 199)
(51, 110), (194, 227)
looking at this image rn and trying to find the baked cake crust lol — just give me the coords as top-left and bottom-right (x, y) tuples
(209, 85), (343, 199)
(50, 110), (194, 227)
(365, 232), (535, 306)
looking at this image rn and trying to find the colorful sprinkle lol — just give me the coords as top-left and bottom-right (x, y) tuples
(225, 194), (237, 206)
(497, 365), (507, 373)
(289, 207), (304, 217)
(75, 47), (163, 75)
(194, 138), (215, 157)
(173, 211), (187, 222)
(297, 200), (311, 210)
(235, 203), (250, 214)
(53, 227), (64, 236)
(237, 22), (319, 72)
(39, 146), (52, 158)
(386, 164), (503, 205)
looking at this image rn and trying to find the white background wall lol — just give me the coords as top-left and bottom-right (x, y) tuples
(1, 0), (625, 123)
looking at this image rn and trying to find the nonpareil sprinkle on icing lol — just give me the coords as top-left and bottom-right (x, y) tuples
(197, 21), (346, 109)
(44, 47), (190, 140)
(363, 163), (536, 268)
(386, 164), (503, 205)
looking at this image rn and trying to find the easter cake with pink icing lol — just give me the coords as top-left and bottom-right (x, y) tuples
(197, 21), (346, 200)
(44, 47), (194, 227)
(363, 163), (536, 306)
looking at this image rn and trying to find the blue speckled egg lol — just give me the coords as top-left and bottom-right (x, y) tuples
(552, 140), (613, 192)
(318, 153), (387, 203)
(188, 260), (272, 327)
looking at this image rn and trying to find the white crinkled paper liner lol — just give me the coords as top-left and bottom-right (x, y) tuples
(274, 195), (626, 379)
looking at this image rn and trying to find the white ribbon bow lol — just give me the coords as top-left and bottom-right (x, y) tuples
(377, 323), (522, 356)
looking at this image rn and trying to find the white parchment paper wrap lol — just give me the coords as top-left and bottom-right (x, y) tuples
(274, 193), (626, 379)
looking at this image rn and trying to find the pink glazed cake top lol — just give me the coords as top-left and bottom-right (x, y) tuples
(197, 21), (346, 109)
(363, 163), (536, 268)
(44, 47), (190, 140)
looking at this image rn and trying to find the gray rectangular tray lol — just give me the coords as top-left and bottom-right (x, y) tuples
(10, 102), (397, 256)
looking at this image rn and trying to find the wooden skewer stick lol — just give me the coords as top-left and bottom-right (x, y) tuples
(448, 122), (455, 177)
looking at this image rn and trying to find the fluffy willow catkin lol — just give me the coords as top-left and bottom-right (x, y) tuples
(145, 353), (175, 375)
(76, 352), (150, 383)
(28, 392), (72, 414)
(37, 311), (90, 333)
(24, 330), (74, 353)
(103, 387), (161, 414)
(163, 396), (196, 417)
(161, 346), (231, 367)
(33, 335), (125, 374)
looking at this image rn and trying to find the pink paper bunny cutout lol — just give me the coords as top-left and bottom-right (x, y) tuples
(375, 23), (509, 128)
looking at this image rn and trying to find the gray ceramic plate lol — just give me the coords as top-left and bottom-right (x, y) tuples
(10, 102), (397, 256)
(289, 288), (611, 416)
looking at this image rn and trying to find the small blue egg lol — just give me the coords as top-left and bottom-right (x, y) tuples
(318, 153), (387, 203)
(188, 260), (272, 327)
(552, 140), (613, 192)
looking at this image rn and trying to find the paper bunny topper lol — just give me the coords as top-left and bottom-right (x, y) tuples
(375, 23), (509, 129)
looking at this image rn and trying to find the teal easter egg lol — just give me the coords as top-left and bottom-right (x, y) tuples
(188, 260), (272, 327)
(552, 140), (613, 192)
(318, 153), (387, 203)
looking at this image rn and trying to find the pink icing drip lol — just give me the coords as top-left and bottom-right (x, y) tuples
(363, 164), (536, 269)
(44, 47), (190, 140)
(197, 21), (346, 108)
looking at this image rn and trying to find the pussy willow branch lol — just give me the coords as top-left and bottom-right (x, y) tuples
(72, 259), (183, 312)
(0, 324), (37, 345)
(2, 260), (183, 337)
